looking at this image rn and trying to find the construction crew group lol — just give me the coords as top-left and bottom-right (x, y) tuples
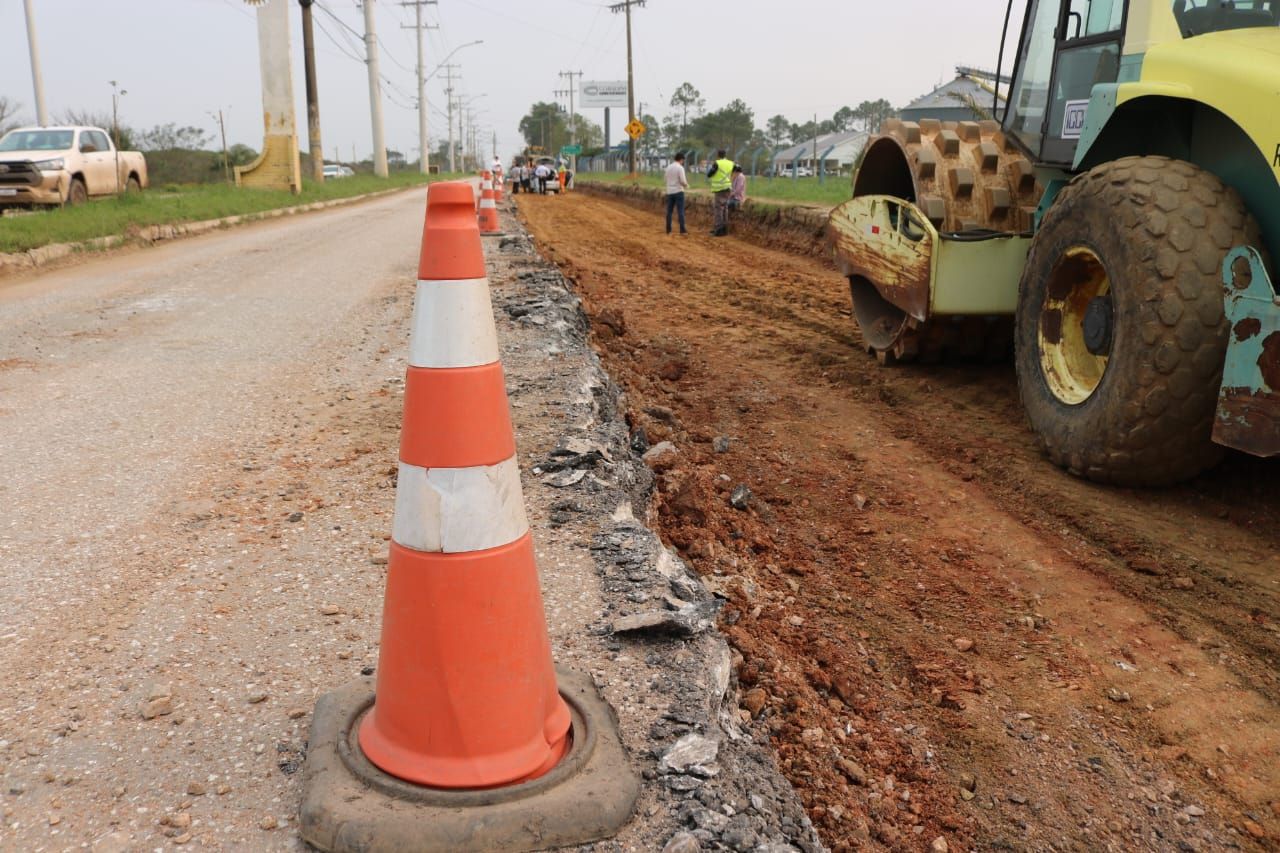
(663, 149), (746, 236)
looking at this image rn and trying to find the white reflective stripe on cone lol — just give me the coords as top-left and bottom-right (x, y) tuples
(409, 278), (500, 369)
(479, 199), (496, 208)
(392, 458), (530, 553)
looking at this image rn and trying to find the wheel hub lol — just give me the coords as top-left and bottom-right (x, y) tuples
(1039, 246), (1111, 405)
(1082, 295), (1113, 356)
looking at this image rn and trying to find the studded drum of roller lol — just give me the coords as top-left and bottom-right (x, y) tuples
(874, 117), (1044, 234)
(847, 118), (1046, 362)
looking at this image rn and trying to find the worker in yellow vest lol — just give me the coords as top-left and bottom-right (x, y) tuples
(706, 149), (735, 237)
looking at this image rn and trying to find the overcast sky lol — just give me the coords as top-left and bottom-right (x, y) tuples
(2, 0), (1021, 164)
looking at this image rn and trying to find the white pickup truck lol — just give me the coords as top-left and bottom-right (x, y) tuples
(0, 125), (148, 209)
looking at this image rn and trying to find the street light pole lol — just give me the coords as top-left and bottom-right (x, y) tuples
(109, 80), (127, 194)
(23, 0), (49, 126)
(361, 0), (389, 177)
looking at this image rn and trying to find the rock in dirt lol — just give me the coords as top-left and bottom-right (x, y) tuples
(837, 758), (868, 786)
(659, 733), (720, 774)
(742, 687), (768, 718)
(662, 832), (701, 853)
(596, 307), (627, 337)
(1172, 576), (1196, 590)
(140, 683), (174, 720)
(543, 469), (587, 488)
(931, 838), (950, 853)
(729, 485), (752, 510)
(612, 608), (708, 637)
(1243, 819), (1265, 839)
(713, 436), (731, 453)
(953, 638), (975, 653)
(643, 441), (680, 472)
(1127, 556), (1166, 576)
(1106, 688), (1131, 703)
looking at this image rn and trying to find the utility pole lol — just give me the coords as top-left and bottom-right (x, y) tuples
(22, 0), (49, 126)
(361, 0), (389, 177)
(608, 1), (644, 175)
(400, 0), (438, 174)
(492, 131), (497, 161)
(210, 109), (231, 184)
(442, 65), (460, 172)
(299, 0), (325, 182)
(558, 70), (582, 172)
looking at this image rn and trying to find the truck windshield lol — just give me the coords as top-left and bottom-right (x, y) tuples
(0, 130), (75, 152)
(1174, 0), (1280, 37)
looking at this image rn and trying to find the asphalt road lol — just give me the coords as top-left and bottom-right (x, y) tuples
(0, 189), (429, 849)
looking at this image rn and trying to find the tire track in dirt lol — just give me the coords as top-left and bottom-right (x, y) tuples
(519, 191), (1279, 851)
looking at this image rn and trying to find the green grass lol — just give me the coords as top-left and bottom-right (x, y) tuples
(0, 171), (463, 254)
(575, 171), (852, 208)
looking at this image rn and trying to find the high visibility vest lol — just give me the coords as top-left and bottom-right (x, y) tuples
(710, 158), (734, 192)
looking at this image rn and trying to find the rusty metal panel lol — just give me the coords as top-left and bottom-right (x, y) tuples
(826, 195), (934, 322)
(1214, 247), (1280, 457)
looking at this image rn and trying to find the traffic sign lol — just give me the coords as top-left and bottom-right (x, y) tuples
(561, 144), (583, 156)
(624, 118), (646, 139)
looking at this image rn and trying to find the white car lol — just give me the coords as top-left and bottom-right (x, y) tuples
(322, 164), (354, 179)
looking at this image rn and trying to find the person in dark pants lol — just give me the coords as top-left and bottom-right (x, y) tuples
(706, 149), (734, 236)
(664, 152), (689, 235)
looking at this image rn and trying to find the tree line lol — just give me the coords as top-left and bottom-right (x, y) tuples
(517, 84), (896, 159)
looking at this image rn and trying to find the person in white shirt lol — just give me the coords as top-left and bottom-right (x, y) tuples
(663, 152), (690, 235)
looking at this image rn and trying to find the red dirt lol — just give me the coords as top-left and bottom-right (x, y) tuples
(519, 191), (1280, 852)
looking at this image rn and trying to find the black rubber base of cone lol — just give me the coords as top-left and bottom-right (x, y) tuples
(298, 667), (639, 852)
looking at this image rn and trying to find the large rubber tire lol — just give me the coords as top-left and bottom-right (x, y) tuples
(1015, 156), (1263, 486)
(65, 178), (87, 207)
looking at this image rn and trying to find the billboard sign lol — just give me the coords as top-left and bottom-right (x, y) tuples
(580, 80), (629, 109)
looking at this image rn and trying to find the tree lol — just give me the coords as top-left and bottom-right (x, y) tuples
(765, 114), (791, 149)
(831, 106), (857, 133)
(669, 82), (704, 138)
(135, 123), (212, 152)
(518, 101), (569, 153)
(227, 144), (258, 167)
(0, 97), (24, 136)
(687, 99), (756, 155)
(854, 99), (896, 132)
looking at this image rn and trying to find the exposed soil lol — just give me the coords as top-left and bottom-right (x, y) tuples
(518, 190), (1280, 852)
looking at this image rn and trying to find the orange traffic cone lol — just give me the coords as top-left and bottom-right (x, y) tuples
(478, 184), (502, 234)
(356, 180), (569, 788)
(477, 170), (492, 211)
(494, 172), (505, 202)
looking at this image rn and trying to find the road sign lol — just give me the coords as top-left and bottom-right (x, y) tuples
(561, 144), (582, 156)
(625, 118), (646, 140)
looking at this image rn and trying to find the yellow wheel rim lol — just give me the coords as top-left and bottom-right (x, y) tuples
(1039, 246), (1111, 405)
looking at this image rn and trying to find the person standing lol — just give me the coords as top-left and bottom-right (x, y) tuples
(706, 149), (734, 237)
(664, 152), (689, 235)
(511, 162), (523, 194)
(728, 164), (747, 220)
(534, 162), (549, 194)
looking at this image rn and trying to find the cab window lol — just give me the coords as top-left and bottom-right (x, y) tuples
(1174, 0), (1279, 37)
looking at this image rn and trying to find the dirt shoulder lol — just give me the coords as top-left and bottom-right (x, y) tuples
(518, 189), (1280, 852)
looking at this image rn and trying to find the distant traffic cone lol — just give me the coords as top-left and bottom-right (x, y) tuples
(478, 184), (501, 234)
(494, 172), (505, 202)
(357, 180), (570, 788)
(477, 171), (493, 211)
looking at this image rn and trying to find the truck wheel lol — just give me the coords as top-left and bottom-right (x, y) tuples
(65, 178), (88, 207)
(1015, 156), (1262, 486)
(126, 175), (141, 194)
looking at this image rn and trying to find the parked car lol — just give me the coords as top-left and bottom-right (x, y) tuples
(0, 126), (148, 208)
(322, 163), (354, 179)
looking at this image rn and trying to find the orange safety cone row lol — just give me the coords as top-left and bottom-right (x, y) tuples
(494, 171), (504, 202)
(477, 170), (492, 212)
(478, 183), (501, 234)
(356, 180), (570, 788)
